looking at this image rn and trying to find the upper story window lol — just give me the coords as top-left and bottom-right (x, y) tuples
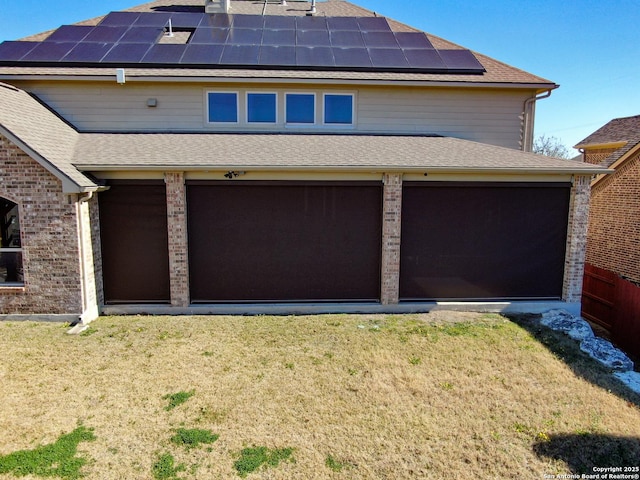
(0, 198), (23, 285)
(324, 94), (354, 125)
(207, 92), (238, 123)
(247, 93), (277, 123)
(285, 93), (316, 124)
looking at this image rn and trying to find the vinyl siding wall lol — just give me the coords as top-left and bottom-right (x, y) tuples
(15, 81), (531, 149)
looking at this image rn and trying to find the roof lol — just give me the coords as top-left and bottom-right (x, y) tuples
(576, 114), (640, 169)
(73, 132), (608, 175)
(0, 83), (97, 192)
(0, 0), (556, 88)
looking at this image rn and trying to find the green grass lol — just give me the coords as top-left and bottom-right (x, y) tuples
(170, 428), (219, 450)
(162, 390), (195, 411)
(233, 446), (294, 477)
(152, 453), (186, 480)
(0, 426), (95, 479)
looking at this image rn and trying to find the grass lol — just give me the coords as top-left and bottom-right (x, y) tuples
(0, 313), (638, 479)
(233, 446), (294, 477)
(0, 426), (95, 479)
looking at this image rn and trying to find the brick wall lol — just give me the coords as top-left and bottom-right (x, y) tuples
(563, 175), (592, 302)
(0, 134), (83, 315)
(165, 172), (190, 307)
(380, 173), (402, 304)
(586, 151), (640, 284)
(584, 148), (617, 166)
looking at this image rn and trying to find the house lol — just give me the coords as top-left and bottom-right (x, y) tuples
(577, 115), (640, 359)
(0, 0), (608, 322)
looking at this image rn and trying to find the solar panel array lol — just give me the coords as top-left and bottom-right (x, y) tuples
(0, 12), (485, 74)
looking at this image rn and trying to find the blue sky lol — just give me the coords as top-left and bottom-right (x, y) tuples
(1, 0), (638, 152)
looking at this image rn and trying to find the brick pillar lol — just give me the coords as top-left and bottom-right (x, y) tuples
(563, 175), (592, 302)
(165, 172), (189, 307)
(380, 173), (403, 305)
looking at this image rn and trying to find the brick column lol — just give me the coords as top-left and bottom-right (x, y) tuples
(562, 175), (592, 302)
(165, 172), (189, 307)
(380, 173), (403, 305)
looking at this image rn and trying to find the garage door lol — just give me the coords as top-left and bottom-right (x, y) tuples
(187, 182), (382, 302)
(99, 181), (170, 304)
(400, 182), (571, 300)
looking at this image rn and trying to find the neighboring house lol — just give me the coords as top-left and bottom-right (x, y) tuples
(0, 0), (607, 322)
(577, 115), (640, 358)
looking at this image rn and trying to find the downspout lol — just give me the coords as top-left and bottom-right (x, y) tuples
(76, 191), (96, 327)
(522, 88), (554, 152)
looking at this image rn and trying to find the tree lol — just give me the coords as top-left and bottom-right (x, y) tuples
(533, 134), (572, 159)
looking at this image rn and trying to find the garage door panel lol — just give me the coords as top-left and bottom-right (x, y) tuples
(99, 182), (170, 304)
(187, 183), (382, 302)
(400, 183), (570, 300)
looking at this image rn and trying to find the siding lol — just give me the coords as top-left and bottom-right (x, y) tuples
(15, 81), (531, 149)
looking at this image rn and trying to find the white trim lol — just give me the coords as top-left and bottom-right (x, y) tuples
(245, 91), (278, 125)
(0, 247), (21, 253)
(205, 90), (240, 124)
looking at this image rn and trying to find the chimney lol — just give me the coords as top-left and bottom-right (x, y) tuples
(205, 0), (230, 13)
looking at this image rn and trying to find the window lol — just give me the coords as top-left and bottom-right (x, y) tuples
(285, 93), (315, 124)
(247, 93), (277, 123)
(0, 198), (23, 285)
(324, 94), (354, 125)
(207, 92), (238, 123)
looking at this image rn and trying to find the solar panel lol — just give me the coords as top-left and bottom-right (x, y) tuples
(259, 45), (296, 66)
(120, 27), (164, 44)
(98, 12), (141, 27)
(0, 41), (38, 61)
(227, 28), (263, 45)
(264, 16), (296, 30)
(362, 31), (398, 48)
(62, 42), (114, 62)
(403, 48), (446, 70)
(394, 32), (434, 49)
(232, 15), (264, 29)
(330, 31), (365, 47)
(142, 44), (187, 63)
(181, 44), (224, 64)
(101, 42), (152, 63)
(44, 26), (93, 43)
(83, 26), (129, 43)
(0, 10), (485, 74)
(262, 29), (296, 47)
(356, 17), (391, 32)
(326, 17), (360, 31)
(21, 42), (77, 62)
(296, 46), (334, 67)
(438, 49), (484, 72)
(296, 29), (331, 47)
(220, 44), (260, 65)
(190, 28), (229, 44)
(333, 47), (372, 68)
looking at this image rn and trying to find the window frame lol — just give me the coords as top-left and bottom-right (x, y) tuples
(0, 199), (24, 287)
(285, 92), (317, 126)
(206, 91), (240, 124)
(322, 93), (355, 126)
(246, 91), (278, 124)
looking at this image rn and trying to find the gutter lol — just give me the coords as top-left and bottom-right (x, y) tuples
(522, 87), (558, 152)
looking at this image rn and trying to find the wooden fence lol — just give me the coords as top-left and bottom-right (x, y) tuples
(582, 263), (640, 360)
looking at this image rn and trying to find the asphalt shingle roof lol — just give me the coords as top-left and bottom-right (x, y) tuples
(576, 115), (640, 168)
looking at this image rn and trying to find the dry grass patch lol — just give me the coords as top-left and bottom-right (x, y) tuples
(0, 313), (638, 479)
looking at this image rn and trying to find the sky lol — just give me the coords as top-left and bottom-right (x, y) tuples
(1, 0), (638, 152)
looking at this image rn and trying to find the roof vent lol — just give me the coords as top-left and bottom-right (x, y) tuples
(205, 0), (230, 14)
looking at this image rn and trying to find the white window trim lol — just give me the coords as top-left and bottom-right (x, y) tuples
(206, 90), (240, 124)
(246, 91), (278, 125)
(322, 92), (356, 128)
(284, 92), (317, 127)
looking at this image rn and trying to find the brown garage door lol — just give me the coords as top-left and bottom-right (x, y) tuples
(187, 181), (382, 302)
(400, 182), (571, 300)
(99, 181), (170, 304)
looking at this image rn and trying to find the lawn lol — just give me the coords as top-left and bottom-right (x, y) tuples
(0, 312), (638, 479)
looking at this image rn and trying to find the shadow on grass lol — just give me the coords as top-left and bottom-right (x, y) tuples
(533, 433), (640, 474)
(506, 314), (640, 407)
